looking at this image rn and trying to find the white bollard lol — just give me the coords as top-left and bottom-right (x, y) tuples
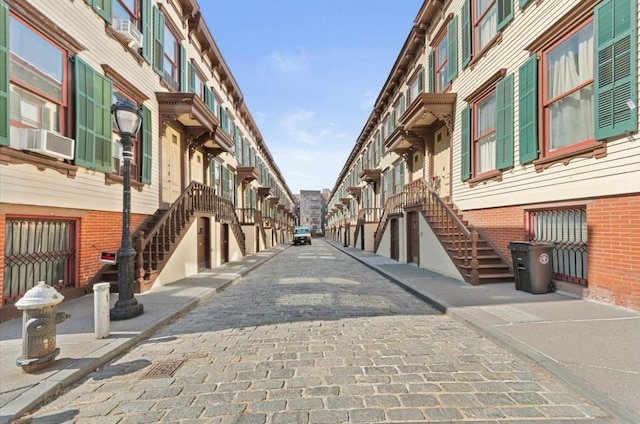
(93, 283), (111, 339)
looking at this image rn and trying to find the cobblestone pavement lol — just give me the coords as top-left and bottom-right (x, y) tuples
(17, 240), (617, 423)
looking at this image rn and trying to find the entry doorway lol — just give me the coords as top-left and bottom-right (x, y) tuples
(407, 211), (420, 265)
(390, 219), (399, 261)
(197, 217), (210, 271)
(433, 127), (451, 198)
(161, 126), (182, 205)
(221, 224), (229, 264)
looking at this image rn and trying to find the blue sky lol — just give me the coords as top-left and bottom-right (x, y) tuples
(200, 1), (423, 194)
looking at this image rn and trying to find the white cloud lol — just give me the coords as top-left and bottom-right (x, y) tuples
(271, 148), (349, 193)
(267, 49), (308, 73)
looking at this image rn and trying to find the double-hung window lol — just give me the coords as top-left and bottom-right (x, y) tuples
(544, 21), (594, 153)
(461, 0), (512, 67)
(517, 0), (636, 168)
(407, 69), (424, 104)
(460, 72), (514, 182)
(9, 15), (67, 138)
(430, 15), (458, 93)
(113, 0), (137, 23)
(162, 26), (179, 90)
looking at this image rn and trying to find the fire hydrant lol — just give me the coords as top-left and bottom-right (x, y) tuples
(15, 282), (70, 372)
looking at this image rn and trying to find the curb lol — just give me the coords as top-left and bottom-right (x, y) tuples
(2, 245), (288, 424)
(329, 241), (640, 424)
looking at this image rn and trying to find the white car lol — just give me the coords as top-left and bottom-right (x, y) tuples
(293, 227), (312, 245)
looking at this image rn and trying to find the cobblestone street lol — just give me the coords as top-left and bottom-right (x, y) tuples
(18, 241), (615, 423)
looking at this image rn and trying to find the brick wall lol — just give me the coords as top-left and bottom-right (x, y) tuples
(587, 194), (640, 310)
(465, 206), (527, 261)
(1, 211), (147, 308)
(78, 211), (147, 286)
(464, 195), (640, 312)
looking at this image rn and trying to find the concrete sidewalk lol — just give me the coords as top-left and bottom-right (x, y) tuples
(327, 241), (640, 424)
(0, 245), (287, 424)
(1, 240), (639, 423)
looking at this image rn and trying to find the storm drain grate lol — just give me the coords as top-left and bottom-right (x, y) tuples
(142, 360), (185, 379)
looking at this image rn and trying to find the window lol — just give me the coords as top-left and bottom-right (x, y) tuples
(435, 36), (448, 92)
(474, 0), (497, 53)
(4, 217), (76, 304)
(430, 16), (458, 93)
(474, 90), (496, 174)
(460, 72), (514, 181)
(113, 0), (137, 23)
(528, 207), (587, 285)
(394, 94), (405, 123)
(383, 113), (393, 139)
(9, 15), (67, 136)
(162, 26), (178, 90)
(544, 21), (594, 153)
(407, 69), (424, 104)
(188, 62), (203, 97)
(517, 0), (636, 168)
(461, 0), (512, 67)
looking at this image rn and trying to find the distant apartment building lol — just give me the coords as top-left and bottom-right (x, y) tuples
(298, 190), (323, 232)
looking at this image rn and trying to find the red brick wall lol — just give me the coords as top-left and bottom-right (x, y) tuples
(587, 195), (640, 310)
(1, 211), (146, 308)
(77, 211), (147, 286)
(464, 195), (640, 311)
(465, 206), (527, 261)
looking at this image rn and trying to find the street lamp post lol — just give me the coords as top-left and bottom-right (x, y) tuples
(110, 99), (144, 321)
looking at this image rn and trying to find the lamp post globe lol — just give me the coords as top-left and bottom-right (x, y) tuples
(110, 99), (144, 321)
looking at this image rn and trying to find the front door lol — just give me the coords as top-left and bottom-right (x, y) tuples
(390, 219), (399, 261)
(197, 217), (210, 270)
(433, 127), (451, 198)
(221, 224), (229, 264)
(162, 126), (182, 205)
(407, 211), (420, 265)
(191, 150), (204, 183)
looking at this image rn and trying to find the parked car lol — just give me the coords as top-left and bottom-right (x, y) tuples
(293, 227), (312, 245)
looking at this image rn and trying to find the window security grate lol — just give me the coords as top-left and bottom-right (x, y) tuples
(4, 218), (76, 304)
(529, 208), (588, 285)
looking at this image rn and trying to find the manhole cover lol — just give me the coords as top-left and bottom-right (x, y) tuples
(142, 360), (185, 379)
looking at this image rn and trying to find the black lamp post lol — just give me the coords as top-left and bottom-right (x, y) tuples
(110, 98), (144, 321)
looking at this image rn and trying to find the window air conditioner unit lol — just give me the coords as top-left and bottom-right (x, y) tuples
(112, 19), (142, 49)
(20, 129), (75, 160)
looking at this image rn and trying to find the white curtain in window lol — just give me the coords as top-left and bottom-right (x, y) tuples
(548, 23), (594, 150)
(476, 94), (496, 173)
(477, 5), (497, 51)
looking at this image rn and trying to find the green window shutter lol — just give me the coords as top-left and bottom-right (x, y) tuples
(496, 74), (514, 170)
(89, 0), (111, 24)
(93, 72), (112, 172)
(179, 44), (186, 91)
(141, 0), (152, 64)
(204, 86), (215, 113)
(141, 105), (152, 183)
(188, 62), (195, 93)
(152, 7), (164, 76)
(518, 55), (538, 163)
(460, 104), (471, 181)
(594, 0), (638, 139)
(461, 0), (471, 68)
(447, 16), (458, 82)
(497, 0), (513, 31)
(75, 57), (96, 168)
(0, 0), (8, 146)
(520, 0), (532, 8)
(209, 160), (216, 188)
(418, 67), (425, 93)
(428, 51), (435, 93)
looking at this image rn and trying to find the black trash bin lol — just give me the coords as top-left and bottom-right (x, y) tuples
(508, 242), (555, 294)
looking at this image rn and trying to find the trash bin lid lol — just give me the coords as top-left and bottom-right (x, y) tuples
(15, 282), (65, 310)
(508, 241), (532, 251)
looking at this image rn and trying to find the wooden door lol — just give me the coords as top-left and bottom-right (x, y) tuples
(433, 127), (451, 198)
(162, 126), (182, 205)
(390, 219), (399, 261)
(197, 217), (210, 271)
(191, 150), (204, 183)
(221, 224), (229, 264)
(407, 211), (420, 265)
